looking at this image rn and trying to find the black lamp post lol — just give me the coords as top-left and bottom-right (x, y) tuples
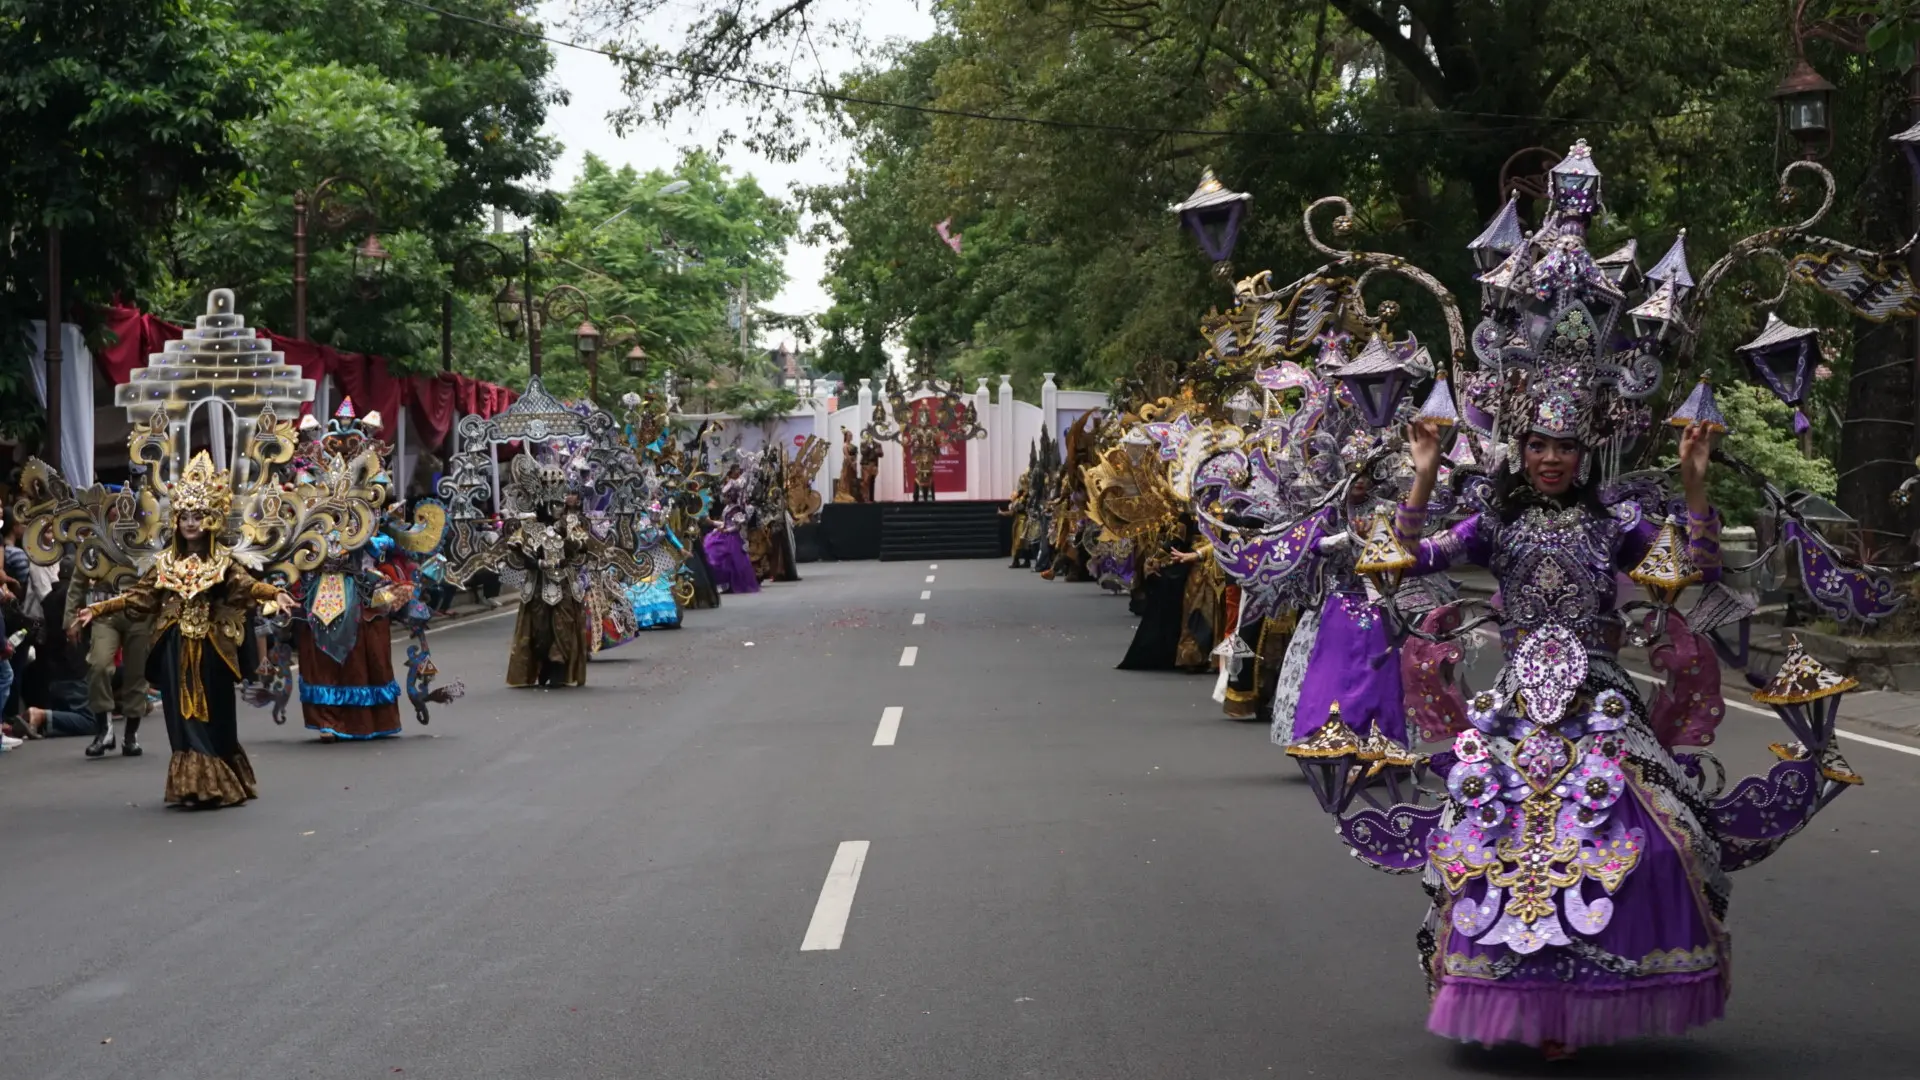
(292, 175), (378, 340)
(442, 238), (516, 372)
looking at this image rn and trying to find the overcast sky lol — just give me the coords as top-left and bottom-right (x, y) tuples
(535, 1), (938, 346)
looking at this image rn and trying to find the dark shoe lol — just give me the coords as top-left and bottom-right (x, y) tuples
(122, 734), (143, 757)
(85, 732), (113, 758)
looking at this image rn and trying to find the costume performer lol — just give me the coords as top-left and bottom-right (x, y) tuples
(437, 377), (664, 689)
(283, 403), (438, 740)
(1269, 140), (1889, 1058)
(702, 465), (761, 594)
(73, 454), (292, 807)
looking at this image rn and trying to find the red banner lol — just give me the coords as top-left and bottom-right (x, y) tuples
(899, 399), (969, 493)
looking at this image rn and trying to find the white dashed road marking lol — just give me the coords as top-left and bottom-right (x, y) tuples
(874, 706), (903, 746)
(800, 842), (870, 951)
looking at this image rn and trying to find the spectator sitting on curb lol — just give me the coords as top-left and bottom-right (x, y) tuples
(2, 678), (94, 740)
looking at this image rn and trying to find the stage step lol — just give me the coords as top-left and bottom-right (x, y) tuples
(878, 501), (1010, 561)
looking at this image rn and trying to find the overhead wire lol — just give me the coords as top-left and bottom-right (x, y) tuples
(396, 0), (1721, 141)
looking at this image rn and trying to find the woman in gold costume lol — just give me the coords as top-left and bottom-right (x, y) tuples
(72, 453), (291, 808)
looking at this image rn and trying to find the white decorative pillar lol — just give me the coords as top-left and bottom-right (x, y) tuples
(1041, 372), (1060, 443)
(810, 380), (832, 509)
(969, 376), (990, 500)
(995, 374), (1015, 499)
(857, 377), (874, 435)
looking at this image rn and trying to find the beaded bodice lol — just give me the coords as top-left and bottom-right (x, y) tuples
(1488, 503), (1631, 647)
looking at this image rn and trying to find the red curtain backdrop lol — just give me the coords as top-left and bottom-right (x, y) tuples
(98, 305), (517, 436)
(898, 399), (970, 493)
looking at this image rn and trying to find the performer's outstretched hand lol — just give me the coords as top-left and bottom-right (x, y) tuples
(1678, 420), (1713, 515)
(1406, 419), (1444, 481)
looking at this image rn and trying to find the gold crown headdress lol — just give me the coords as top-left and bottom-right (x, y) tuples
(169, 451), (233, 517)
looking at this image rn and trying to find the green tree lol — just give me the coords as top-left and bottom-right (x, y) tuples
(0, 0), (272, 437)
(150, 0), (562, 372)
(496, 151), (801, 410)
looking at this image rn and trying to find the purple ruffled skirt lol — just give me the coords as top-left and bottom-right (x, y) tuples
(1290, 591), (1404, 743)
(1427, 783), (1729, 1050)
(702, 530), (760, 594)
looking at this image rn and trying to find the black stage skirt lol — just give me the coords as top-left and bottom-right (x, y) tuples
(147, 627), (257, 807)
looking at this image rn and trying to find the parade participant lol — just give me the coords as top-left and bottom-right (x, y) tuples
(675, 486), (722, 609)
(64, 518), (153, 758)
(71, 453), (292, 808)
(1293, 139), (1891, 1059)
(1391, 405), (1728, 1055)
(1275, 474), (1408, 749)
(702, 463), (760, 595)
(1117, 516), (1223, 672)
(285, 404), (425, 741)
(834, 429), (861, 502)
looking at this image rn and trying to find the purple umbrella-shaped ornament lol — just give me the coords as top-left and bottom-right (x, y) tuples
(1170, 167), (1251, 267)
(1736, 314), (1819, 434)
(1328, 333), (1413, 428)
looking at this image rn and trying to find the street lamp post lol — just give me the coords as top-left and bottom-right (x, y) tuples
(292, 176), (380, 340)
(442, 238), (517, 372)
(524, 282), (609, 402)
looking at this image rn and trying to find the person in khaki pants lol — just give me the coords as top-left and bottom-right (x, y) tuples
(64, 571), (152, 758)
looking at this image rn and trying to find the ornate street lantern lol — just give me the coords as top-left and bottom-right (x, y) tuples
(623, 342), (648, 378)
(1773, 58), (1836, 160)
(493, 281), (524, 339)
(1736, 313), (1819, 434)
(352, 233), (390, 299)
(573, 319), (601, 363)
(1170, 167), (1251, 269)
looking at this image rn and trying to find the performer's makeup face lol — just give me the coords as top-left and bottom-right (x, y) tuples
(176, 510), (207, 540)
(1523, 435), (1581, 495)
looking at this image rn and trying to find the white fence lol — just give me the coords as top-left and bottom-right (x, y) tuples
(671, 373), (1109, 505)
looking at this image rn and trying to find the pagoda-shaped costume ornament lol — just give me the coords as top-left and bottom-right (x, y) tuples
(1629, 517), (1703, 605)
(114, 288), (316, 464)
(1668, 377), (1728, 432)
(116, 287), (316, 422)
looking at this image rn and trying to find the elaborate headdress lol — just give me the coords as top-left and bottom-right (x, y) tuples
(1471, 140), (1669, 481)
(169, 451), (233, 518)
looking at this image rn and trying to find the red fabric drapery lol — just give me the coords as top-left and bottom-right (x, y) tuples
(98, 307), (182, 385)
(97, 305), (518, 434)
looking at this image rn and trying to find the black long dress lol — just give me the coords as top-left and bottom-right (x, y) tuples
(682, 526), (723, 610)
(1117, 559), (1192, 671)
(86, 548), (274, 807)
(148, 624), (256, 804)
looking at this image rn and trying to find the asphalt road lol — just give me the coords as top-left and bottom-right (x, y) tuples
(2, 559), (1917, 1080)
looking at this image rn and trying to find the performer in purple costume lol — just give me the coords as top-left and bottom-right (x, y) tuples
(1397, 407), (1727, 1056)
(1278, 534), (1403, 747)
(701, 466), (760, 595)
